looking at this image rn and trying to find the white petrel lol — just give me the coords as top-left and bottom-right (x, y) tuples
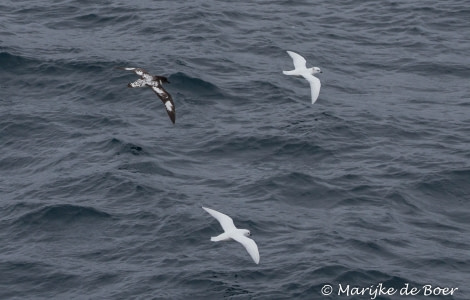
(202, 207), (260, 264)
(283, 51), (322, 104)
(117, 67), (175, 124)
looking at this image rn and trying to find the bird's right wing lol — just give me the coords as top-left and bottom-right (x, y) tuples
(150, 86), (176, 124)
(231, 234), (260, 264)
(303, 73), (321, 104)
(202, 207), (236, 232)
(286, 51), (307, 70)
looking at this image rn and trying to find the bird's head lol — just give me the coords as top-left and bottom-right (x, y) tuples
(241, 229), (251, 237)
(156, 76), (170, 84)
(311, 67), (322, 74)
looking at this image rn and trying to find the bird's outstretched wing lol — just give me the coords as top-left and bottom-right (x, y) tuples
(117, 67), (152, 80)
(150, 85), (175, 124)
(231, 233), (260, 264)
(128, 79), (147, 88)
(303, 73), (321, 104)
(286, 51), (307, 70)
(202, 207), (236, 232)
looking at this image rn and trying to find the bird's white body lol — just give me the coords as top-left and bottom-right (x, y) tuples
(202, 207), (260, 264)
(283, 51), (322, 104)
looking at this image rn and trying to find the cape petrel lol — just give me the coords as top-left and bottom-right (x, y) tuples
(117, 67), (175, 124)
(283, 51), (322, 104)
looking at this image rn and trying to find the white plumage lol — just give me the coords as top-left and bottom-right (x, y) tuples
(283, 51), (322, 104)
(202, 207), (260, 264)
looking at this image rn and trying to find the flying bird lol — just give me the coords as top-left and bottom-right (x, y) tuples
(202, 207), (260, 264)
(117, 67), (175, 124)
(283, 51), (322, 104)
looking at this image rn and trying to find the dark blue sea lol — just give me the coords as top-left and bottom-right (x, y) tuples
(1, 1), (469, 299)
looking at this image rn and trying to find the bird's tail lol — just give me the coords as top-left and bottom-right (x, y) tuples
(210, 233), (230, 242)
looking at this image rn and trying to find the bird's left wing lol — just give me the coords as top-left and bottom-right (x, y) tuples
(202, 207), (236, 232)
(286, 51), (307, 70)
(117, 67), (151, 79)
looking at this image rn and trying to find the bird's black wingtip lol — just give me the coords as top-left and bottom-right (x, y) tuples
(168, 113), (176, 124)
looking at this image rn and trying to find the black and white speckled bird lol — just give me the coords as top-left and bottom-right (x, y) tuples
(117, 67), (175, 124)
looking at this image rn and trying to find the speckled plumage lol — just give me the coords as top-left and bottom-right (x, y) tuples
(118, 67), (175, 124)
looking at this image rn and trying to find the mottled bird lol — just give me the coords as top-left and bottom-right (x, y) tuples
(118, 67), (175, 124)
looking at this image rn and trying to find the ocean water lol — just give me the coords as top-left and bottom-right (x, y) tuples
(1, 0), (470, 299)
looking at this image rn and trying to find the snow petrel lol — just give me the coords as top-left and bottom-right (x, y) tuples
(202, 207), (260, 264)
(283, 51), (322, 104)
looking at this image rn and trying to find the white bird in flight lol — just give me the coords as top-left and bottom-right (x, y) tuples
(283, 51), (322, 104)
(202, 207), (260, 264)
